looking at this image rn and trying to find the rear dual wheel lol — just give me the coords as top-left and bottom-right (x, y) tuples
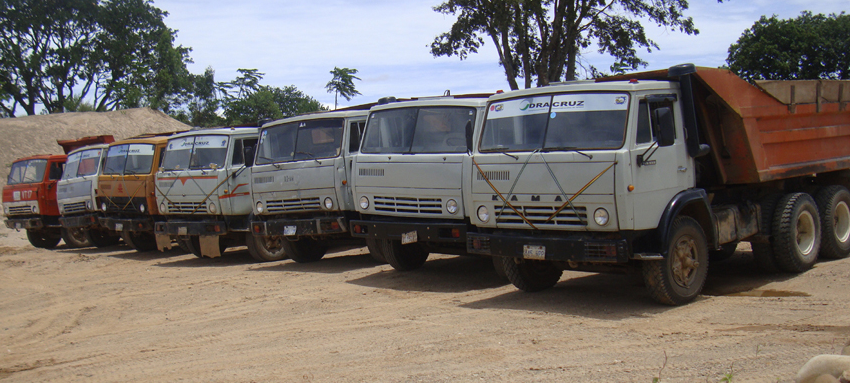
(815, 186), (850, 260)
(771, 193), (821, 273)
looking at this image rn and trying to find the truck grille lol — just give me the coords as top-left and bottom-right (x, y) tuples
(494, 205), (588, 227)
(167, 201), (206, 214)
(374, 196), (442, 215)
(7, 205), (33, 216)
(102, 197), (146, 213)
(266, 197), (321, 213)
(63, 201), (88, 214)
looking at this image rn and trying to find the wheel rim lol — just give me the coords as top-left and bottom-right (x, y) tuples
(672, 235), (700, 288)
(796, 210), (816, 256)
(71, 228), (87, 242)
(834, 201), (850, 243)
(262, 236), (282, 252)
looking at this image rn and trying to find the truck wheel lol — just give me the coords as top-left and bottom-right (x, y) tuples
(709, 241), (738, 262)
(380, 239), (429, 271)
(751, 193), (784, 272)
(185, 236), (227, 258)
(772, 193), (820, 272)
(365, 238), (386, 263)
(642, 216), (708, 305)
(87, 228), (120, 247)
(177, 238), (192, 253)
(61, 227), (91, 248)
(26, 229), (61, 249)
(245, 233), (287, 262)
(121, 231), (158, 252)
(502, 257), (562, 292)
(282, 238), (327, 263)
(815, 186), (850, 259)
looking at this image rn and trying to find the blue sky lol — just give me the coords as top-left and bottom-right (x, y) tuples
(153, 0), (848, 109)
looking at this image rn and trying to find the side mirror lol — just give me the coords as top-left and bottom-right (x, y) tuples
(653, 107), (676, 147)
(243, 145), (255, 167)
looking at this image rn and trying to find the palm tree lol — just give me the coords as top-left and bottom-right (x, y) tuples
(325, 67), (362, 109)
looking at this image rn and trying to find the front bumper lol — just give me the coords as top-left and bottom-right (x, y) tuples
(99, 216), (154, 232)
(59, 213), (101, 229)
(350, 219), (466, 243)
(5, 217), (44, 230)
(154, 219), (227, 236)
(467, 232), (629, 263)
(251, 216), (347, 237)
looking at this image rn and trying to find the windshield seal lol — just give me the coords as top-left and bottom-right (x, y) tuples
(360, 106), (475, 154)
(103, 143), (156, 175)
(479, 92), (630, 153)
(256, 118), (344, 165)
(7, 159), (47, 185)
(161, 135), (229, 171)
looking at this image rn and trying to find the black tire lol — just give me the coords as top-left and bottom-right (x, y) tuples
(365, 238), (387, 263)
(709, 241), (738, 262)
(642, 216), (709, 305)
(492, 256), (508, 280)
(177, 238), (192, 253)
(120, 231), (158, 252)
(245, 233), (287, 262)
(86, 228), (121, 247)
(185, 236), (227, 258)
(751, 193), (784, 272)
(380, 239), (429, 271)
(502, 257), (562, 292)
(772, 193), (820, 273)
(61, 227), (91, 248)
(815, 186), (850, 259)
(282, 237), (327, 263)
(26, 229), (61, 249)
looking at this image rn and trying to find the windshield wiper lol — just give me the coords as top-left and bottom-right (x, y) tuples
(257, 156), (282, 168)
(296, 151), (321, 164)
(481, 148), (518, 160)
(541, 146), (593, 160)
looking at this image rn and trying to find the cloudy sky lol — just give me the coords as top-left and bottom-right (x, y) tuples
(153, 0), (847, 109)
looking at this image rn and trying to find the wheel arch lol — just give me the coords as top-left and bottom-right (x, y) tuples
(657, 189), (716, 256)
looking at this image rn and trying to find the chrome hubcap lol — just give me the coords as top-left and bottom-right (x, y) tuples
(672, 235), (699, 288)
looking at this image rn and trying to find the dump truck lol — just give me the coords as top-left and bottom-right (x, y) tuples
(57, 135), (119, 248)
(466, 64), (850, 305)
(97, 133), (178, 252)
(154, 127), (261, 259)
(349, 95), (489, 270)
(248, 109), (369, 262)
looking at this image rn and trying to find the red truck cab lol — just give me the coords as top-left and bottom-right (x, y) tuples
(4, 154), (67, 248)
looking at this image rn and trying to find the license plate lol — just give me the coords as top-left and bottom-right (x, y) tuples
(284, 225), (297, 236)
(178, 226), (187, 236)
(15, 223), (21, 230)
(115, 223), (123, 231)
(401, 230), (418, 245)
(523, 245), (546, 260)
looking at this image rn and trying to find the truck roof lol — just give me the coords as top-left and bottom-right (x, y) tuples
(11, 154), (67, 163)
(488, 80), (677, 103)
(368, 96), (489, 112)
(66, 143), (111, 156)
(56, 135), (115, 154)
(109, 135), (172, 146)
(262, 110), (369, 129)
(169, 127), (259, 139)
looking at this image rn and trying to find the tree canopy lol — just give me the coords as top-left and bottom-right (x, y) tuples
(325, 67), (361, 109)
(431, 0), (715, 89)
(0, 0), (192, 116)
(727, 12), (849, 82)
(213, 69), (326, 127)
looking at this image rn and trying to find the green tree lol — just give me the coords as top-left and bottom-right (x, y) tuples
(325, 67), (361, 109)
(215, 69), (327, 126)
(727, 12), (850, 82)
(0, 0), (192, 116)
(170, 67), (223, 127)
(431, 0), (716, 89)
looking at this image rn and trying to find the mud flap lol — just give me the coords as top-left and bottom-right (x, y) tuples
(155, 233), (173, 251)
(199, 235), (221, 258)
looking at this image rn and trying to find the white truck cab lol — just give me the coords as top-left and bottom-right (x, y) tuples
(154, 127), (261, 259)
(248, 109), (369, 263)
(349, 96), (488, 271)
(57, 142), (121, 247)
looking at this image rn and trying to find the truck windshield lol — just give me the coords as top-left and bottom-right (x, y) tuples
(361, 106), (474, 154)
(161, 135), (229, 170)
(480, 93), (629, 152)
(103, 144), (156, 175)
(7, 159), (47, 185)
(62, 148), (103, 180)
(256, 118), (344, 165)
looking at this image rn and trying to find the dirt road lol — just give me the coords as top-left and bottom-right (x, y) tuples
(1, 225), (848, 382)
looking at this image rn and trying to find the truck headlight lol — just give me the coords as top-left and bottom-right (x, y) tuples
(208, 202), (217, 214)
(359, 196), (369, 210)
(101, 202), (107, 211)
(477, 205), (489, 223)
(446, 199), (458, 214)
(59, 204), (64, 214)
(324, 197), (334, 210)
(160, 202), (167, 213)
(594, 208), (609, 226)
(85, 200), (92, 210)
(32, 205), (39, 214)
(139, 203), (146, 213)
(256, 201), (264, 214)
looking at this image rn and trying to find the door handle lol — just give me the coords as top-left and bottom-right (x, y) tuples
(678, 166), (687, 173)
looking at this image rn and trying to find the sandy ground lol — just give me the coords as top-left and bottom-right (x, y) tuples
(1, 225), (849, 383)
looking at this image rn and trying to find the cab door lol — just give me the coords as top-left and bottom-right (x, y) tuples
(223, 137), (257, 215)
(629, 95), (693, 230)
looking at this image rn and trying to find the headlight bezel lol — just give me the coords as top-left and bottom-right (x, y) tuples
(593, 208), (610, 226)
(324, 197), (334, 210)
(446, 199), (459, 215)
(256, 201), (264, 214)
(359, 196), (369, 210)
(160, 202), (167, 214)
(101, 202), (108, 212)
(31, 204), (39, 214)
(139, 203), (146, 213)
(477, 205), (489, 223)
(208, 201), (217, 214)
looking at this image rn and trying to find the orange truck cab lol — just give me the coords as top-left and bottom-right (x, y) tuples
(96, 133), (176, 252)
(3, 135), (112, 249)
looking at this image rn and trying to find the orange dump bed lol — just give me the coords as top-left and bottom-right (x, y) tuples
(605, 67), (850, 185)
